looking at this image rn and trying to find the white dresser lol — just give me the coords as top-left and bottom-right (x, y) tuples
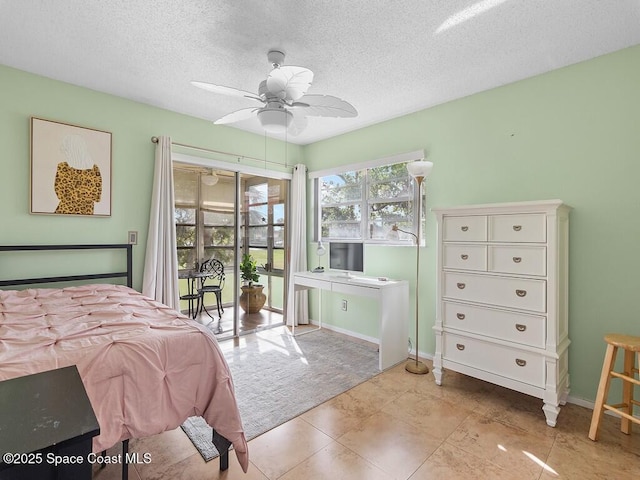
(432, 200), (571, 426)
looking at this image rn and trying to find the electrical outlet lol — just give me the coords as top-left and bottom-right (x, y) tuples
(341, 299), (347, 311)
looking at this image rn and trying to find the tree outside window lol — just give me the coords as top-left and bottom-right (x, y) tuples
(318, 161), (422, 244)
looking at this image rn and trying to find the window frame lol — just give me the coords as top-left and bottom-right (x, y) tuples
(174, 168), (200, 271)
(242, 178), (287, 275)
(311, 150), (426, 246)
(174, 165), (237, 271)
(172, 153), (293, 273)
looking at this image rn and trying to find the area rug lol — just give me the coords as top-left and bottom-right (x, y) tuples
(181, 329), (380, 461)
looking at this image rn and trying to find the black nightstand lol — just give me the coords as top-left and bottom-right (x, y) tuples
(0, 365), (100, 480)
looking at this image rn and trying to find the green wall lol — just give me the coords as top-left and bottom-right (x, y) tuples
(2, 43), (639, 404)
(302, 44), (640, 403)
(0, 64), (302, 291)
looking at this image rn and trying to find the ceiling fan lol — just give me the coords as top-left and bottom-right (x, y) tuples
(191, 50), (357, 135)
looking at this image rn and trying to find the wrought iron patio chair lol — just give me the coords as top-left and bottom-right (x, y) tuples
(197, 258), (225, 320)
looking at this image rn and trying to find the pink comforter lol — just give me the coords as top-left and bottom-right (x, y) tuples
(0, 284), (248, 472)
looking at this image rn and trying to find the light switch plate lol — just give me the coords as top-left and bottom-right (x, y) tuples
(128, 231), (138, 245)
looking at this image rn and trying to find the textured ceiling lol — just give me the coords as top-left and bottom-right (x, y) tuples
(1, 0), (639, 145)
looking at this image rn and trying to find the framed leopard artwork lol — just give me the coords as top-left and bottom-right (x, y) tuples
(30, 117), (112, 216)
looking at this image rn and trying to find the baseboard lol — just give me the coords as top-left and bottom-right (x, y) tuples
(310, 320), (379, 345)
(310, 320), (604, 413)
(308, 319), (434, 361)
(565, 395), (599, 410)
(562, 396), (628, 418)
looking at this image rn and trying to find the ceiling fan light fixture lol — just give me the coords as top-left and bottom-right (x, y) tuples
(201, 171), (219, 186)
(258, 107), (293, 133)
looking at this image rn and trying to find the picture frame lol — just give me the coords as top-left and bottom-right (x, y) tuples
(30, 117), (112, 216)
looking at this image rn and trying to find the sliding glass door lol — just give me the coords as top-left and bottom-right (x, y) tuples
(174, 161), (288, 339)
(239, 175), (287, 331)
(175, 166), (237, 335)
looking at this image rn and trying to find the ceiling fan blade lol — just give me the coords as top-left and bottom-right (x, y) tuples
(191, 81), (262, 102)
(213, 107), (259, 125)
(287, 110), (308, 136)
(292, 94), (358, 118)
(266, 66), (314, 102)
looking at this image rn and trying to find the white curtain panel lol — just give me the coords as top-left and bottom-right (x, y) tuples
(142, 136), (180, 309)
(286, 164), (309, 326)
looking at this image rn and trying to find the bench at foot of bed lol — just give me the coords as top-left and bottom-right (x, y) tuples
(102, 430), (231, 480)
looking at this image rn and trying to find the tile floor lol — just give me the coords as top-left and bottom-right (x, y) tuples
(93, 327), (640, 480)
(190, 304), (285, 341)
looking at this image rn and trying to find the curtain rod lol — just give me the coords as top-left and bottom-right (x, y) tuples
(150, 136), (291, 168)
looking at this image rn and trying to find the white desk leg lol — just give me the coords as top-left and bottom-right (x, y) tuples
(318, 288), (322, 328)
(292, 287), (322, 337)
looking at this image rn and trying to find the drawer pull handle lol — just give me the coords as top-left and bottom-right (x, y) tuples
(460, 254), (469, 260)
(456, 313), (466, 320)
(461, 226), (469, 232)
(515, 289), (527, 297)
(457, 282), (466, 289)
(515, 358), (527, 367)
(456, 344), (465, 351)
(513, 225), (522, 231)
(512, 256), (522, 263)
(515, 324), (527, 332)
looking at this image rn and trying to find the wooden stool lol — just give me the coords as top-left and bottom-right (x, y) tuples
(589, 334), (640, 440)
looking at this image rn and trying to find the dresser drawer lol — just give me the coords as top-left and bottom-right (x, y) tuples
(443, 244), (487, 271)
(444, 272), (546, 313)
(488, 245), (546, 276)
(443, 333), (545, 387)
(443, 301), (546, 348)
(489, 214), (546, 242)
(443, 216), (487, 242)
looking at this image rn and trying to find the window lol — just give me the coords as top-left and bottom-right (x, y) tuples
(241, 179), (287, 273)
(174, 165), (235, 270)
(314, 152), (426, 245)
(174, 168), (199, 269)
(202, 182), (235, 267)
(319, 170), (363, 239)
(367, 163), (416, 241)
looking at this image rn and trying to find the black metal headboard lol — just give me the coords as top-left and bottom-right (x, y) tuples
(0, 244), (133, 288)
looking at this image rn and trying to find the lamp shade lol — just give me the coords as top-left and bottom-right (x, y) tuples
(258, 107), (293, 133)
(406, 160), (434, 179)
(317, 241), (326, 256)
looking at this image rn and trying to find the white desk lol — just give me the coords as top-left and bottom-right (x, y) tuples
(293, 271), (409, 370)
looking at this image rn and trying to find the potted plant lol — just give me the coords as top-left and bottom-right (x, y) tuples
(239, 253), (260, 285)
(239, 253), (266, 313)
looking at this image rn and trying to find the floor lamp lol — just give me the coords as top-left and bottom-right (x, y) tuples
(394, 159), (434, 374)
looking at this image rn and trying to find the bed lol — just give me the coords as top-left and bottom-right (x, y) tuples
(0, 244), (248, 476)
